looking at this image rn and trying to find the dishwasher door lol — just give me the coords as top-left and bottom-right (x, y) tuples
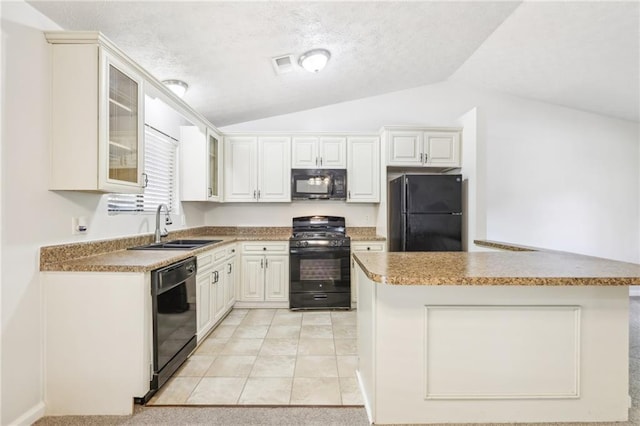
(151, 256), (197, 391)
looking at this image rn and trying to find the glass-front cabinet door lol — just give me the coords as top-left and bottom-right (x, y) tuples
(207, 128), (222, 201)
(100, 51), (144, 192)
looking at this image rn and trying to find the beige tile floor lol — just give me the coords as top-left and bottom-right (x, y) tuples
(148, 308), (362, 406)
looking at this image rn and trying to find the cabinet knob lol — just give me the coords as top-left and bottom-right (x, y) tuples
(367, 247), (371, 251)
(263, 247), (267, 251)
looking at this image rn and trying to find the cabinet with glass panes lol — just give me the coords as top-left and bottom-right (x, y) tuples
(46, 32), (145, 192)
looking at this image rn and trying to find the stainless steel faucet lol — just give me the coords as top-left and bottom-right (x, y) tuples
(154, 204), (172, 243)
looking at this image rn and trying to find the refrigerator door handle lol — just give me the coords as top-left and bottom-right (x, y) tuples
(401, 214), (407, 251)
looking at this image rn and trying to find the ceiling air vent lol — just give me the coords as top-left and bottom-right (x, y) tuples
(271, 54), (295, 75)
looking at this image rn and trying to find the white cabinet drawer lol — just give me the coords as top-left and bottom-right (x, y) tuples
(241, 242), (289, 254)
(197, 251), (215, 271)
(198, 245), (228, 271)
(351, 242), (385, 252)
(213, 247), (227, 263)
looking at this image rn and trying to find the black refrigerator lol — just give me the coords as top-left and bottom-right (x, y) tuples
(388, 174), (463, 252)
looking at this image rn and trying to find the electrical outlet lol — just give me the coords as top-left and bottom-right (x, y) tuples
(71, 217), (88, 235)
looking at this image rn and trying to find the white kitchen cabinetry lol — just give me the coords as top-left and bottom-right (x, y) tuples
(347, 136), (380, 202)
(224, 246), (238, 311)
(196, 244), (236, 342)
(292, 136), (347, 169)
(386, 128), (461, 168)
(224, 135), (291, 202)
(181, 126), (223, 202)
(351, 241), (385, 303)
(238, 242), (289, 307)
(46, 33), (145, 192)
(43, 271), (152, 415)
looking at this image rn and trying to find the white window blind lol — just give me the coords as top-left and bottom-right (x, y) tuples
(108, 125), (179, 213)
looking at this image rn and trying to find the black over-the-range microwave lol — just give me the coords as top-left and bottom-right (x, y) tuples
(291, 169), (347, 200)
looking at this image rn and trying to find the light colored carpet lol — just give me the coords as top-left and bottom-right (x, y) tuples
(35, 297), (639, 426)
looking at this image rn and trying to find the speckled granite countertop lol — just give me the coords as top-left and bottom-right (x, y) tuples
(40, 226), (385, 273)
(353, 251), (640, 286)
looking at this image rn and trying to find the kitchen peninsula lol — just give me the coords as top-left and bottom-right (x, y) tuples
(353, 245), (640, 425)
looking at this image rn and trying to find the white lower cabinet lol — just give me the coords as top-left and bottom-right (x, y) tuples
(196, 244), (236, 342)
(238, 242), (289, 307)
(351, 241), (386, 303)
(224, 246), (238, 311)
(196, 270), (214, 339)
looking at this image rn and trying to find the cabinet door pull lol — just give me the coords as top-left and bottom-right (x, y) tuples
(208, 187), (213, 197)
(260, 259), (264, 268)
(420, 153), (423, 163)
(348, 190), (351, 199)
(265, 258), (269, 268)
(257, 189), (261, 200)
(424, 153), (428, 163)
(142, 173), (148, 188)
(227, 263), (232, 273)
(253, 190), (257, 199)
(320, 157), (323, 166)
(315, 157), (319, 166)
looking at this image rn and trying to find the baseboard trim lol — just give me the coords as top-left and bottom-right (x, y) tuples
(9, 401), (45, 426)
(630, 286), (640, 297)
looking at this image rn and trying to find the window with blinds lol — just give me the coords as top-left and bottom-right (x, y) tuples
(108, 125), (179, 214)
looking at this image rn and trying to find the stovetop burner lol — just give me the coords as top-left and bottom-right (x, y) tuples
(291, 231), (345, 239)
(290, 216), (350, 248)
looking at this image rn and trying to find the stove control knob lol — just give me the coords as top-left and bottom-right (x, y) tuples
(303, 241), (309, 247)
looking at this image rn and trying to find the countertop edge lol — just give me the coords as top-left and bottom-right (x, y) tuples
(353, 251), (640, 287)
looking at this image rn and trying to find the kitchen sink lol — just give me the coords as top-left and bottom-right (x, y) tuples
(128, 239), (222, 250)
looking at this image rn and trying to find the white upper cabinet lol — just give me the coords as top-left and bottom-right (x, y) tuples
(258, 136), (291, 202)
(387, 130), (423, 166)
(347, 136), (380, 203)
(386, 128), (461, 168)
(181, 126), (223, 202)
(224, 136), (258, 202)
(47, 36), (145, 192)
(291, 137), (318, 168)
(292, 136), (346, 169)
(224, 135), (291, 202)
(423, 131), (461, 167)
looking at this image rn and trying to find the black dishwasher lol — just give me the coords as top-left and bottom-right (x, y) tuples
(149, 257), (197, 397)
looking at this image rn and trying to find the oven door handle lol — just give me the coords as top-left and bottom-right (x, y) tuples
(290, 247), (351, 255)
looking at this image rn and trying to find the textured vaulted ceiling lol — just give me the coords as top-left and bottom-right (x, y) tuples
(27, 1), (639, 126)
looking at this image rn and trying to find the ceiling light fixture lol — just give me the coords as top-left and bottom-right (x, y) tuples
(298, 49), (331, 73)
(162, 79), (189, 98)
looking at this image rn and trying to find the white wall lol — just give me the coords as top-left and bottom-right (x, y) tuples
(0, 3), (206, 424)
(223, 81), (639, 263)
(206, 201), (377, 228)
